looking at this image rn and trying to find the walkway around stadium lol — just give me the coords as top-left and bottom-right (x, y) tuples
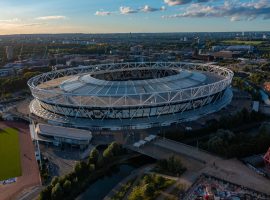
(126, 137), (270, 195)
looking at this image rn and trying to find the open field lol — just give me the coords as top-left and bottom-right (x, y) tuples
(0, 128), (21, 181)
(222, 40), (264, 45)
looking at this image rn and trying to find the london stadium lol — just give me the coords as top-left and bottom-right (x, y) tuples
(28, 62), (233, 130)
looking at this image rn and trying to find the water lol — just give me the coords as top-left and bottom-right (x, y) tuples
(77, 155), (155, 200)
(76, 164), (135, 200)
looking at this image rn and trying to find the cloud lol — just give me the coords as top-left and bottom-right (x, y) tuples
(120, 6), (138, 14)
(141, 5), (166, 12)
(21, 23), (47, 27)
(142, 5), (159, 12)
(0, 18), (44, 29)
(164, 0), (212, 6)
(163, 0), (270, 21)
(230, 15), (242, 22)
(95, 11), (112, 16)
(0, 21), (46, 30)
(164, 0), (192, 6)
(118, 5), (166, 15)
(95, 5), (166, 16)
(0, 18), (20, 23)
(36, 16), (66, 20)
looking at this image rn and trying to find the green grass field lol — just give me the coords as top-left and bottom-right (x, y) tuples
(0, 128), (21, 181)
(222, 40), (264, 45)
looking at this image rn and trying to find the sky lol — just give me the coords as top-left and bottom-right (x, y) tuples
(0, 0), (269, 34)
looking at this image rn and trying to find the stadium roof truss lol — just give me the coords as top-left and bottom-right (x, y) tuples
(28, 62), (233, 108)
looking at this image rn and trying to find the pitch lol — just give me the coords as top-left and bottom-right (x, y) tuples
(0, 127), (21, 181)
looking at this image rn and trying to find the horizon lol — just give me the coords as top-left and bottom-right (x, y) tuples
(0, 30), (270, 37)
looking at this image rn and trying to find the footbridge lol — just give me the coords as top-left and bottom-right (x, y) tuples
(126, 137), (217, 164)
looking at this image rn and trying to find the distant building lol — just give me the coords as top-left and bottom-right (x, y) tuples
(130, 45), (143, 54)
(226, 45), (254, 52)
(192, 49), (213, 61)
(0, 68), (15, 77)
(213, 51), (242, 60)
(5, 46), (13, 61)
(212, 45), (226, 52)
(181, 37), (187, 42)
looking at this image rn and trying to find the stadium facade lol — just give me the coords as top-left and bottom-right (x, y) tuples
(28, 62), (233, 130)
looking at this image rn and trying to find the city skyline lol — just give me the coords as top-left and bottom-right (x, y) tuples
(0, 0), (270, 35)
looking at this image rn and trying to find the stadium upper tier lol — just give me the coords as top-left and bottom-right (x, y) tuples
(28, 62), (233, 130)
(29, 62), (232, 107)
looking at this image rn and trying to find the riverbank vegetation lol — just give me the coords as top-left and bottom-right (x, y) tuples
(39, 142), (125, 200)
(128, 174), (175, 200)
(111, 178), (136, 200)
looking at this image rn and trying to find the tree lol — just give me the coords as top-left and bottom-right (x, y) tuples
(155, 175), (165, 189)
(156, 156), (185, 175)
(39, 185), (52, 200)
(88, 148), (99, 166)
(89, 164), (95, 172)
(51, 176), (59, 187)
(58, 176), (67, 186)
(143, 174), (152, 184)
(128, 186), (144, 200)
(103, 148), (113, 161)
(74, 161), (88, 179)
(97, 156), (104, 168)
(63, 180), (72, 193)
(207, 135), (224, 154)
(74, 162), (82, 174)
(143, 183), (155, 197)
(51, 183), (63, 200)
(109, 142), (121, 156)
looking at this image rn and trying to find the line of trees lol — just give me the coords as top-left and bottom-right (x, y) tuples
(164, 108), (266, 142)
(201, 126), (270, 158)
(0, 71), (40, 98)
(233, 77), (261, 100)
(39, 142), (124, 200)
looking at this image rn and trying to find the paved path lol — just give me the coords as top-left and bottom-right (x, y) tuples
(128, 138), (270, 195)
(16, 186), (43, 200)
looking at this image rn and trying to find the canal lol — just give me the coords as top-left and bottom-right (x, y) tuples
(76, 155), (155, 200)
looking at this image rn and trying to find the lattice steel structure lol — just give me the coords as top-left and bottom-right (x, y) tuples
(28, 62), (233, 130)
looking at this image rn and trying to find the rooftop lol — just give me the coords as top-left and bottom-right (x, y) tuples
(36, 124), (92, 141)
(38, 70), (222, 97)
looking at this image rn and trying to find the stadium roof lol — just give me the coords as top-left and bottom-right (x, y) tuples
(39, 70), (222, 97)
